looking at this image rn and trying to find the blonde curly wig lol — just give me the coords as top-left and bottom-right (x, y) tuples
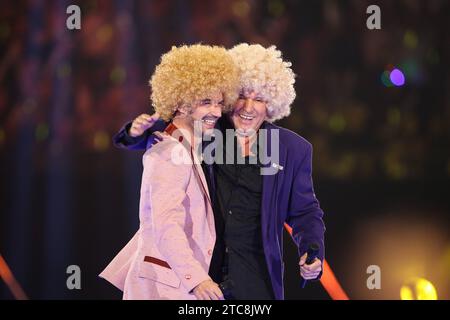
(228, 43), (296, 122)
(150, 44), (240, 121)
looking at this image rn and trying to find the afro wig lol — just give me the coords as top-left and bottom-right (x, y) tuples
(150, 44), (240, 121)
(228, 43), (296, 122)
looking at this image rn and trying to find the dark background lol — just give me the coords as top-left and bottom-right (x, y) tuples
(0, 0), (449, 299)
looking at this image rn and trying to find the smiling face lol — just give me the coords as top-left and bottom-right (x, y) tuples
(188, 91), (224, 135)
(230, 89), (268, 135)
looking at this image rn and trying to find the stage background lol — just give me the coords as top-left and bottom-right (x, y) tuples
(0, 0), (449, 299)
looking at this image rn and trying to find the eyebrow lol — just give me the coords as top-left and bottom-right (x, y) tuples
(239, 93), (264, 101)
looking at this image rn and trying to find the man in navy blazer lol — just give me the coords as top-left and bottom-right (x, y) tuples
(113, 44), (326, 300)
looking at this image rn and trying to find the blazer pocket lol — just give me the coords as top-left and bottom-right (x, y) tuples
(138, 256), (181, 288)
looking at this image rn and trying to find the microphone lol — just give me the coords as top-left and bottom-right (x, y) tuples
(219, 279), (235, 300)
(300, 242), (320, 288)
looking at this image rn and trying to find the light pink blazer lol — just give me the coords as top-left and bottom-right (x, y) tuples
(99, 135), (216, 299)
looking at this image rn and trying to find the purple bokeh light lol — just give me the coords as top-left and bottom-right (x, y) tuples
(390, 68), (406, 86)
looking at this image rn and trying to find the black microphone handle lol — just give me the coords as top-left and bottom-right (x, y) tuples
(300, 243), (320, 288)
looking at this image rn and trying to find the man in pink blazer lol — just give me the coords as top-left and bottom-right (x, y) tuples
(99, 44), (240, 300)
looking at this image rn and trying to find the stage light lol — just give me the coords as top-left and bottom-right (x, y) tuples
(93, 131), (110, 151)
(110, 66), (126, 84)
(35, 123), (49, 142)
(381, 65), (406, 87)
(400, 277), (438, 300)
(232, 0), (250, 18)
(328, 113), (346, 133)
(381, 70), (393, 87)
(403, 30), (418, 49)
(96, 24), (113, 44)
(389, 68), (405, 86)
(349, 212), (448, 299)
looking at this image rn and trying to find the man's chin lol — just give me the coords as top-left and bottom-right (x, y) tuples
(236, 127), (257, 137)
(232, 117), (255, 132)
(202, 128), (215, 137)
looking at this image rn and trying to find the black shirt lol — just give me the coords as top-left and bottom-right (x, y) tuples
(205, 117), (274, 300)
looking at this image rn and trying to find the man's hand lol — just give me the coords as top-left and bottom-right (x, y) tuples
(129, 113), (160, 137)
(299, 252), (322, 280)
(193, 279), (224, 300)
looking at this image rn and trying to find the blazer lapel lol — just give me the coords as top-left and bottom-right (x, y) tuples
(260, 122), (287, 240)
(190, 148), (215, 236)
(164, 123), (215, 234)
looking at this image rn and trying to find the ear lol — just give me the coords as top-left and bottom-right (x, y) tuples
(177, 104), (190, 116)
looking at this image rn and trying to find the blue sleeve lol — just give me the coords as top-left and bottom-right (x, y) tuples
(286, 143), (326, 279)
(112, 119), (168, 151)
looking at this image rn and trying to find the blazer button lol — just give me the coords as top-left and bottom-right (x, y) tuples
(185, 274), (191, 280)
(208, 249), (213, 255)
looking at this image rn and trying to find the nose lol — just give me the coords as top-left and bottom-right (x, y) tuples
(210, 104), (222, 117)
(243, 98), (254, 113)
